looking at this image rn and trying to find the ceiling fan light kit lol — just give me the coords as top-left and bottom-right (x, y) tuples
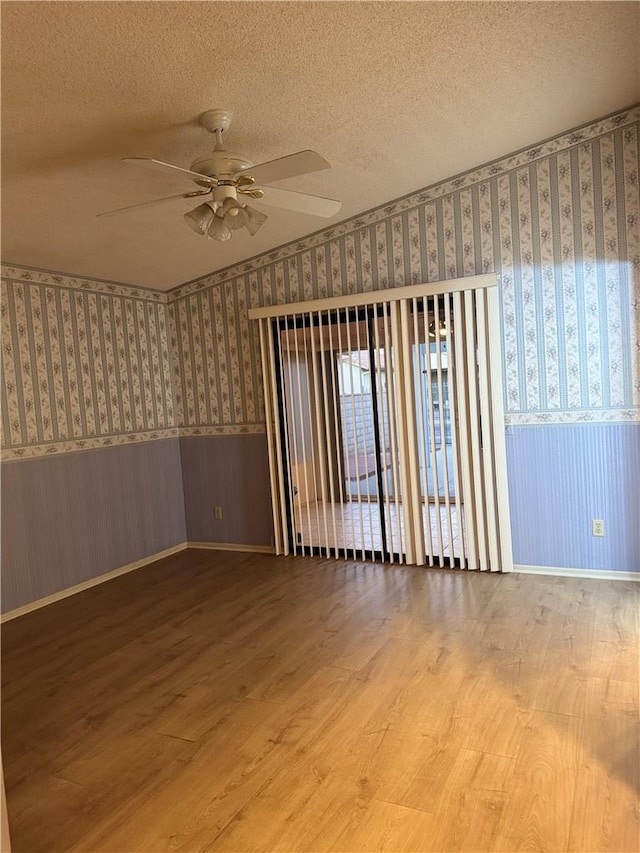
(183, 202), (216, 236)
(99, 108), (342, 243)
(183, 196), (268, 241)
(243, 206), (268, 236)
(208, 215), (232, 242)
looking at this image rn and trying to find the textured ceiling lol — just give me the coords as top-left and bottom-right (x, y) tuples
(1, 1), (639, 290)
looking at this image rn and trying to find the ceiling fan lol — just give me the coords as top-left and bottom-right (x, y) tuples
(97, 109), (342, 241)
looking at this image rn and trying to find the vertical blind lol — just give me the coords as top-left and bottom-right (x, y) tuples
(249, 274), (513, 572)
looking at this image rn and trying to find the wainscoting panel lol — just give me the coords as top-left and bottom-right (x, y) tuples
(1, 438), (186, 612)
(180, 435), (273, 548)
(506, 423), (640, 572)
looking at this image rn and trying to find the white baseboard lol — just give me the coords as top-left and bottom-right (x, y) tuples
(187, 541), (276, 554)
(1, 541), (277, 623)
(4, 548), (635, 624)
(0, 542), (188, 623)
(514, 564), (640, 582)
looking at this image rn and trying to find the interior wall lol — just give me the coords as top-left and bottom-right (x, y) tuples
(506, 423), (639, 572)
(179, 434), (272, 546)
(168, 105), (640, 572)
(1, 271), (176, 455)
(1, 105), (638, 612)
(1, 439), (186, 612)
(0, 271), (184, 612)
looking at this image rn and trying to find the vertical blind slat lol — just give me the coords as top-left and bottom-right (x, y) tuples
(283, 315), (306, 548)
(400, 299), (425, 565)
(434, 295), (455, 562)
(423, 296), (444, 559)
(476, 289), (500, 572)
(413, 298), (434, 566)
(259, 319), (283, 555)
(318, 310), (339, 556)
(452, 293), (478, 570)
(383, 304), (405, 560)
(445, 296), (465, 565)
(308, 311), (329, 555)
(464, 290), (489, 570)
(354, 311), (377, 555)
(487, 287), (514, 572)
(344, 312), (366, 555)
(391, 301), (415, 564)
(373, 308), (395, 562)
(272, 317), (295, 553)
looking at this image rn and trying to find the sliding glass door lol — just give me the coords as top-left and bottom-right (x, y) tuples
(275, 308), (404, 561)
(253, 275), (513, 573)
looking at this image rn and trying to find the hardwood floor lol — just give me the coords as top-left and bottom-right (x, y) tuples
(2, 549), (639, 852)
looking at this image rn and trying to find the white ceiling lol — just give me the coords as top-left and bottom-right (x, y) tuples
(1, 1), (638, 290)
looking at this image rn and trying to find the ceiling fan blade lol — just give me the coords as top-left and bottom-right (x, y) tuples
(97, 190), (210, 218)
(247, 150), (330, 185)
(255, 186), (341, 218)
(122, 157), (216, 184)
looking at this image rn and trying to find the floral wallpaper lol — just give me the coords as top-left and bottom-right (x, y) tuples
(167, 277), (264, 435)
(2, 105), (638, 460)
(0, 273), (176, 459)
(169, 105), (639, 433)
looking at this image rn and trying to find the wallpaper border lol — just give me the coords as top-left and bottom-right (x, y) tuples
(2, 104), (638, 460)
(3, 407), (639, 461)
(0, 424), (269, 460)
(0, 266), (168, 303)
(0, 427), (180, 461)
(2, 105), (637, 306)
(168, 104), (640, 300)
(505, 409), (640, 426)
(179, 424), (267, 437)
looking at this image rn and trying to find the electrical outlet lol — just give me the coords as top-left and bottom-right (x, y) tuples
(592, 519), (604, 537)
(215, 506), (223, 520)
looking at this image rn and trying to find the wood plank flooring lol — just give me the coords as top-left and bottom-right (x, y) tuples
(2, 549), (639, 852)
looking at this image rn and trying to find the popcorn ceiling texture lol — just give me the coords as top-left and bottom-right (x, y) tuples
(2, 105), (638, 460)
(1, 1), (638, 288)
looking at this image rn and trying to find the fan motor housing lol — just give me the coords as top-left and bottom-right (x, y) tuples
(191, 150), (253, 179)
